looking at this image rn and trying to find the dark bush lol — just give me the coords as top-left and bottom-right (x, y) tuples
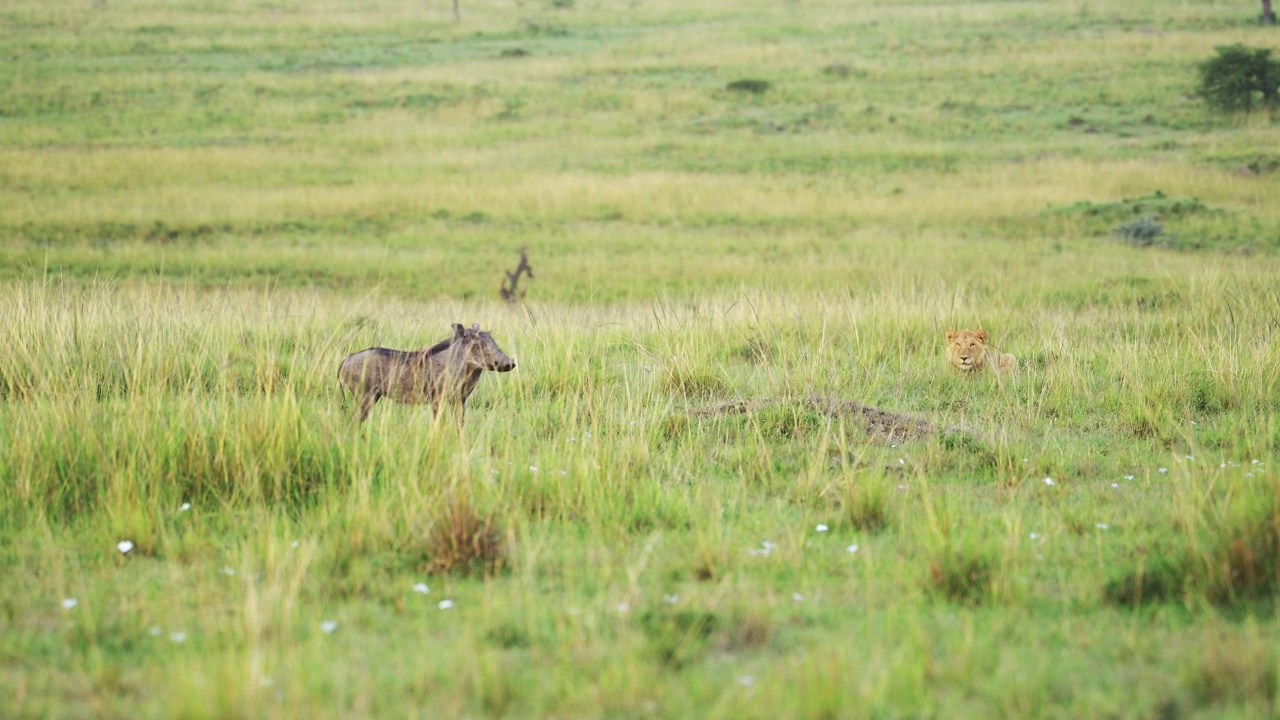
(1197, 44), (1280, 112)
(726, 79), (771, 95)
(927, 547), (993, 605)
(1112, 215), (1168, 247)
(424, 495), (506, 577)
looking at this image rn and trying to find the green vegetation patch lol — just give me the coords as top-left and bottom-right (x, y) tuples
(1037, 192), (1277, 252)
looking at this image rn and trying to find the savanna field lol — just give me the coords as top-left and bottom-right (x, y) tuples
(3, 0), (1280, 717)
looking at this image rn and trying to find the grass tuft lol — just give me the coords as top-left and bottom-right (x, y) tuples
(840, 480), (891, 534)
(928, 545), (994, 606)
(1183, 625), (1278, 709)
(424, 495), (507, 578)
(725, 79), (771, 94)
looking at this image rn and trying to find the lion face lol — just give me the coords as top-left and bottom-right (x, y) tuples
(945, 329), (990, 373)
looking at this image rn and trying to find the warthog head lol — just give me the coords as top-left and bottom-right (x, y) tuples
(454, 323), (516, 373)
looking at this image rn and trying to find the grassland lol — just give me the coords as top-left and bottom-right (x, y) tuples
(3, 0), (1280, 717)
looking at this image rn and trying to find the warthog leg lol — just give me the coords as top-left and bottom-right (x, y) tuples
(358, 393), (381, 423)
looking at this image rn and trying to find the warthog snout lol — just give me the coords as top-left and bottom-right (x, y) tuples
(339, 322), (516, 424)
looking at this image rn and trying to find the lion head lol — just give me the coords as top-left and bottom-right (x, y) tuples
(945, 329), (990, 373)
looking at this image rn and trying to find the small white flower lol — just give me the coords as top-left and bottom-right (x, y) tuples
(1186, 455), (1194, 461)
(630, 421), (637, 426)
(583, 432), (592, 439)
(1190, 421), (1198, 426)
(560, 470), (567, 476)
(61, 598), (78, 610)
(1043, 477), (1054, 486)
(1111, 483), (1119, 488)
(815, 524), (829, 533)
(568, 437), (576, 442)
(663, 594), (679, 605)
(438, 600), (454, 610)
(1247, 472), (1255, 478)
(792, 593), (805, 602)
(615, 602), (630, 613)
(413, 583), (430, 595)
(221, 567), (235, 576)
(1124, 475), (1135, 480)
(737, 675), (756, 687)
(179, 503), (190, 512)
(320, 621), (338, 634)
(529, 466), (538, 473)
(890, 444), (897, 448)
(1220, 463), (1228, 469)
(846, 544), (860, 554)
(169, 631), (187, 643)
(1158, 468), (1168, 474)
(1029, 532), (1041, 541)
(491, 469), (499, 476)
(898, 484), (907, 490)
(1096, 523), (1109, 530)
(761, 541), (776, 551)
(291, 541), (299, 548)
(1022, 458), (1029, 463)
(149, 626), (163, 636)
(1253, 460), (1262, 465)
(117, 540), (135, 554)
(898, 458), (906, 465)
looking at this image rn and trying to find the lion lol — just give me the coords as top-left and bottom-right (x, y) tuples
(945, 329), (1017, 375)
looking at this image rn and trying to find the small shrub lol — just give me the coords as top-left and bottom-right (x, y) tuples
(928, 547), (993, 605)
(1112, 215), (1167, 247)
(726, 79), (771, 95)
(424, 495), (506, 577)
(1197, 44), (1280, 113)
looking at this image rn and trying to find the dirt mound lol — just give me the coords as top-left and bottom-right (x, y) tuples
(803, 396), (934, 441)
(690, 396), (934, 442)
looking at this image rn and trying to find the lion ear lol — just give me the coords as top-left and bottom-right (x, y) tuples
(975, 330), (989, 344)
(945, 331), (959, 343)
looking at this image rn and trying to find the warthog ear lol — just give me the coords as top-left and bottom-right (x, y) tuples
(453, 323), (466, 338)
(975, 330), (989, 345)
(945, 330), (959, 343)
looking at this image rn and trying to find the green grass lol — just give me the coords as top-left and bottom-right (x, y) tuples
(3, 0), (1280, 717)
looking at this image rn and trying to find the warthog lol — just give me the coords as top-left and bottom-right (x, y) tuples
(339, 323), (516, 424)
